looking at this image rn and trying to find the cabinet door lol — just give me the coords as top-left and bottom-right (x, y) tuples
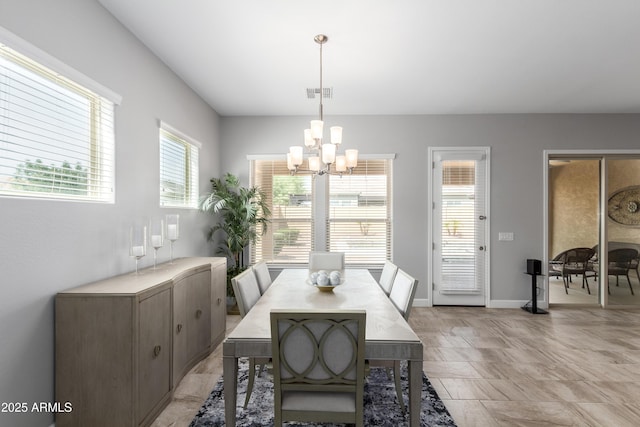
(138, 288), (172, 424)
(211, 262), (227, 346)
(186, 270), (211, 362)
(172, 278), (188, 386)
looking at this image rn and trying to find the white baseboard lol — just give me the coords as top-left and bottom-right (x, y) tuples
(412, 298), (429, 307)
(488, 299), (538, 309)
(413, 298), (546, 309)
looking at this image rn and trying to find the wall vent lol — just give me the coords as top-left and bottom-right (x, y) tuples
(306, 87), (333, 99)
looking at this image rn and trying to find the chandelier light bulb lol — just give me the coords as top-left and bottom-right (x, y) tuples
(322, 143), (336, 164)
(289, 146), (303, 166)
(309, 156), (321, 172)
(304, 129), (314, 147)
(330, 126), (342, 145)
(287, 152), (295, 170)
(310, 120), (323, 140)
(345, 149), (358, 168)
(335, 155), (347, 172)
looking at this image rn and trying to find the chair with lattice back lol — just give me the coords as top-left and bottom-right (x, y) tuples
(270, 309), (366, 427)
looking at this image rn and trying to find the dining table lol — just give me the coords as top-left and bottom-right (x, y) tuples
(223, 268), (424, 426)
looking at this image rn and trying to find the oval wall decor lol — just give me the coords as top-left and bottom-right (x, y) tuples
(608, 185), (640, 226)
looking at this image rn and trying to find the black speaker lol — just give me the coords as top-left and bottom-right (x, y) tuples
(526, 259), (541, 275)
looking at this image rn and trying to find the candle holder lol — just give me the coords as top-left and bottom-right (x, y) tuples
(166, 214), (179, 263)
(129, 225), (147, 273)
(149, 218), (164, 269)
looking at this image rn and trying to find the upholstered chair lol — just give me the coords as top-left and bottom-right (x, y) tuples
(231, 267), (268, 408)
(270, 309), (366, 427)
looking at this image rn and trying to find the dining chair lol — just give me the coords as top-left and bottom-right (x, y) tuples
(607, 248), (638, 295)
(389, 269), (419, 320)
(559, 247), (596, 294)
(369, 268), (418, 413)
(270, 309), (366, 427)
(378, 260), (398, 295)
(253, 261), (273, 295)
(231, 267), (268, 408)
(309, 251), (345, 274)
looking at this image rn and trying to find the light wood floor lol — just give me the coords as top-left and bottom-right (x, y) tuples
(152, 306), (640, 427)
(549, 275), (640, 306)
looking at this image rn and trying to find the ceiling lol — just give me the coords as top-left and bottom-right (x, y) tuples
(97, 0), (640, 117)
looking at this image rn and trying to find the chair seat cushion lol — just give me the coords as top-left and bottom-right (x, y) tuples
(281, 391), (356, 413)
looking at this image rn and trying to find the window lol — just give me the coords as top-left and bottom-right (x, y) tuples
(327, 158), (393, 266)
(0, 42), (117, 202)
(250, 155), (393, 267)
(159, 124), (199, 208)
(250, 158), (314, 264)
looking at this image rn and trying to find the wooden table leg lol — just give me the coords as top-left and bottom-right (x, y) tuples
(223, 353), (238, 425)
(408, 359), (422, 427)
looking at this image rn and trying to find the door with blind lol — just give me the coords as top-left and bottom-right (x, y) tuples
(431, 148), (489, 306)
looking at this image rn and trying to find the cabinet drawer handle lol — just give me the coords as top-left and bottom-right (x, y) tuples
(195, 309), (202, 319)
(176, 323), (183, 334)
(153, 345), (161, 358)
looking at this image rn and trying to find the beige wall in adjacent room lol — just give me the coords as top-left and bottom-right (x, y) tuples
(607, 159), (640, 243)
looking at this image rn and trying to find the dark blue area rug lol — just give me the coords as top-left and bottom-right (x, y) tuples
(190, 359), (457, 426)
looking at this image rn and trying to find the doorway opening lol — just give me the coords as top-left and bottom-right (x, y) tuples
(545, 151), (640, 308)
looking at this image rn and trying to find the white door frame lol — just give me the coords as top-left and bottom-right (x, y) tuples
(543, 149), (640, 309)
(427, 147), (491, 307)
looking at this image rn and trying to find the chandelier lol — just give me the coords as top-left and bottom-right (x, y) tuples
(287, 34), (358, 176)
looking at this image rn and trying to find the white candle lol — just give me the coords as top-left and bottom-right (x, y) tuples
(167, 224), (178, 240)
(151, 235), (162, 248)
(132, 245), (144, 257)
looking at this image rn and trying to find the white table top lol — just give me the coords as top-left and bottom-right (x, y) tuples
(227, 268), (421, 345)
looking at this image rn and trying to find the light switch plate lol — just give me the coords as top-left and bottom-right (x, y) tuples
(498, 232), (514, 241)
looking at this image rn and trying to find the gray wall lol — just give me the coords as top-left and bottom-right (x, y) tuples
(0, 1), (220, 426)
(220, 114), (640, 303)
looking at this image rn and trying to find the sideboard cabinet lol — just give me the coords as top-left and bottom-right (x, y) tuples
(55, 257), (226, 427)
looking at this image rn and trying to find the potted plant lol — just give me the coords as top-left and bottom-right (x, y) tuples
(200, 173), (270, 308)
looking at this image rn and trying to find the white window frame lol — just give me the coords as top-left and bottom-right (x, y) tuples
(0, 26), (120, 203)
(159, 121), (200, 209)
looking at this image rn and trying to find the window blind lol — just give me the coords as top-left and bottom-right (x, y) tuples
(0, 44), (115, 202)
(327, 158), (392, 266)
(440, 160), (482, 292)
(250, 158), (313, 264)
(159, 128), (199, 208)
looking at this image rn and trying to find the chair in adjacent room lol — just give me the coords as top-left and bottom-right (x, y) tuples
(378, 260), (398, 295)
(270, 309), (366, 427)
(309, 251), (345, 273)
(253, 261), (273, 295)
(369, 269), (418, 413)
(231, 268), (269, 408)
(548, 250), (567, 281)
(607, 248), (638, 295)
(559, 247), (596, 294)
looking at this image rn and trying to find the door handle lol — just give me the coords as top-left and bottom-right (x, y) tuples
(479, 215), (487, 220)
